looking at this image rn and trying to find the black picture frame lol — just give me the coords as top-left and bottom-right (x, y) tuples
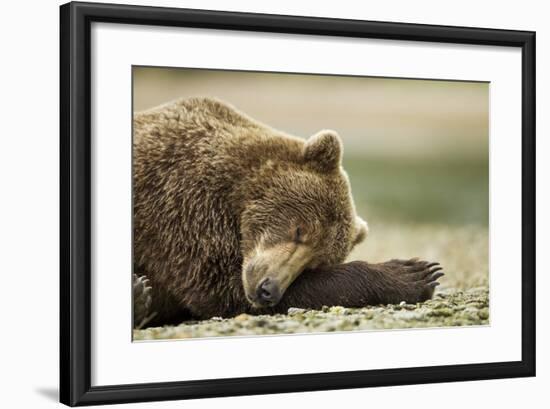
(60, 1), (536, 406)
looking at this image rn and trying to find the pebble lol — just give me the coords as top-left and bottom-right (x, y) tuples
(287, 307), (306, 315)
(329, 306), (346, 314)
(478, 308), (490, 320)
(428, 308), (453, 317)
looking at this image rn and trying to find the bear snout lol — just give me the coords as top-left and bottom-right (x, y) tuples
(255, 277), (282, 307)
(242, 244), (312, 307)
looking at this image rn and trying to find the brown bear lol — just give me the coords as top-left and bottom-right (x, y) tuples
(133, 97), (443, 327)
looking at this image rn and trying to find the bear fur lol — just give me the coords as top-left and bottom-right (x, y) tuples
(133, 98), (443, 326)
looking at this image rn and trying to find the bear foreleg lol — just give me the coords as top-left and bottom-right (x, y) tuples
(266, 258), (443, 313)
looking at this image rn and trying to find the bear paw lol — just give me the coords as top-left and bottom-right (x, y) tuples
(383, 258), (444, 302)
(133, 274), (156, 329)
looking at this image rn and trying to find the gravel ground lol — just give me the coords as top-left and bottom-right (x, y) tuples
(134, 287), (489, 340)
(133, 223), (489, 341)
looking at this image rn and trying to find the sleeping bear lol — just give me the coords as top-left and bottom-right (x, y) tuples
(133, 98), (443, 327)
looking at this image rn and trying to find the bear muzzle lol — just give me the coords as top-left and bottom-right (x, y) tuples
(243, 242), (313, 308)
(243, 261), (285, 307)
(252, 277), (282, 307)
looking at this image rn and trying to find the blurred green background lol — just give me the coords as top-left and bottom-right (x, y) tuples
(133, 67), (489, 289)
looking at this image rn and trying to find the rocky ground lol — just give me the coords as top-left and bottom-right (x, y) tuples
(133, 223), (489, 341)
(134, 287), (488, 340)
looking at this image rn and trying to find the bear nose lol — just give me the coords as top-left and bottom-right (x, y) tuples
(256, 278), (281, 306)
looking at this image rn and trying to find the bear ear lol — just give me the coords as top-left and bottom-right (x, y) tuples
(303, 130), (343, 173)
(352, 216), (369, 246)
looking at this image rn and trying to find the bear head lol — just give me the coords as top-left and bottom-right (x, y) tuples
(240, 130), (368, 309)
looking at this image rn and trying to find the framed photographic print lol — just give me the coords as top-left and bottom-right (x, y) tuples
(60, 1), (536, 406)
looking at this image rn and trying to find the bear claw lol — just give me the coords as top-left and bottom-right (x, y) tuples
(428, 271), (445, 282)
(380, 258), (445, 302)
(133, 274), (157, 329)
